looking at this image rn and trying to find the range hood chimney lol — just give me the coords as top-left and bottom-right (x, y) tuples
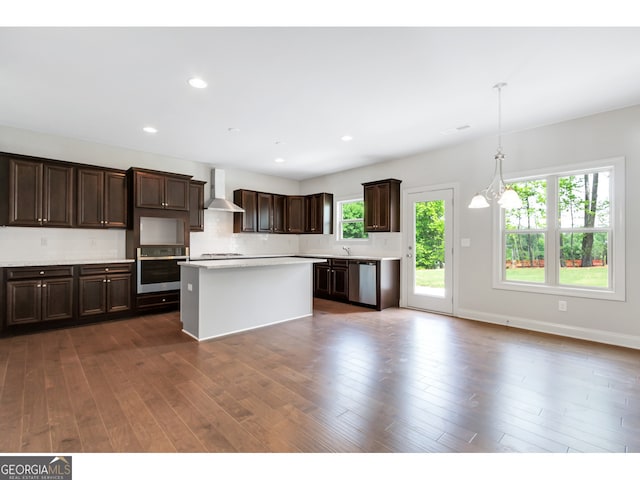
(204, 169), (245, 212)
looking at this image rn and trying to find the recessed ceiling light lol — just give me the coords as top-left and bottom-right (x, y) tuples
(188, 77), (208, 89)
(143, 126), (158, 134)
(341, 135), (353, 142)
(274, 157), (285, 163)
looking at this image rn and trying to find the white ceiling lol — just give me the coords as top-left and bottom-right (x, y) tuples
(1, 27), (640, 180)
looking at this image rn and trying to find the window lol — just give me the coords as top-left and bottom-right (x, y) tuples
(495, 158), (625, 300)
(337, 199), (368, 240)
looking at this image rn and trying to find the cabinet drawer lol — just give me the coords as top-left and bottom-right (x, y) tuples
(137, 291), (180, 309)
(6, 266), (74, 280)
(80, 263), (132, 276)
(331, 259), (349, 268)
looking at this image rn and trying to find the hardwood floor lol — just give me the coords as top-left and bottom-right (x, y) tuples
(1, 298), (639, 453)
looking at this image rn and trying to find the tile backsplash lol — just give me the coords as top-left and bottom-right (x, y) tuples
(0, 226), (126, 263)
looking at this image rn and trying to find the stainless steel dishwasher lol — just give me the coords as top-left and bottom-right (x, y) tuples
(348, 260), (377, 306)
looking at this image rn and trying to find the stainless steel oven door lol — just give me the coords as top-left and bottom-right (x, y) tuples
(136, 256), (187, 294)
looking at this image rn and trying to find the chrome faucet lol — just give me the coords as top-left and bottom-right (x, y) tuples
(342, 246), (351, 256)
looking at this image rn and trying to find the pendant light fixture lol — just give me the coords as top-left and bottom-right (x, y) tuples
(468, 83), (522, 210)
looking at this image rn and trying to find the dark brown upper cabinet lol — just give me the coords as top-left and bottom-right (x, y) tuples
(286, 195), (305, 233)
(233, 189), (258, 233)
(363, 178), (401, 232)
(77, 167), (127, 228)
(272, 194), (286, 233)
(257, 192), (274, 233)
(305, 193), (333, 234)
(131, 168), (190, 211)
(189, 180), (205, 232)
(0, 154), (74, 227)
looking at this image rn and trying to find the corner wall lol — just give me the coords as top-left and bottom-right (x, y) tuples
(300, 104), (640, 349)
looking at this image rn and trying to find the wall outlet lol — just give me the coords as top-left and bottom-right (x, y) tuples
(187, 283), (193, 292)
(558, 300), (567, 312)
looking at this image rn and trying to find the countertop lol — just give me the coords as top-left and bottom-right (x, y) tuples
(0, 258), (135, 268)
(179, 256), (326, 270)
(297, 253), (402, 261)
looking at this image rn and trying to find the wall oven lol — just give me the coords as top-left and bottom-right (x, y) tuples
(136, 246), (189, 294)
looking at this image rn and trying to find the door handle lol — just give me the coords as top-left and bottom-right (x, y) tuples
(407, 253), (413, 258)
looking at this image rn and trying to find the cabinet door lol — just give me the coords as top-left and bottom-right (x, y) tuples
(8, 159), (42, 226)
(189, 181), (205, 232)
(257, 192), (273, 232)
(106, 274), (131, 313)
(363, 184), (379, 231)
(77, 168), (104, 228)
(41, 277), (74, 321)
(79, 276), (107, 316)
(136, 171), (165, 209)
(314, 264), (331, 296)
(374, 183), (391, 231)
(164, 176), (190, 211)
(332, 266), (350, 300)
(42, 163), (74, 227)
(305, 195), (319, 233)
(286, 196), (305, 233)
(6, 280), (42, 325)
(233, 190), (257, 233)
(272, 194), (286, 233)
(104, 171), (127, 227)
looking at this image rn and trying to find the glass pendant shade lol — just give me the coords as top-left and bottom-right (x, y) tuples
(468, 193), (490, 208)
(497, 187), (522, 209)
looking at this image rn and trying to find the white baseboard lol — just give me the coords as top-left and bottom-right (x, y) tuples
(456, 308), (640, 350)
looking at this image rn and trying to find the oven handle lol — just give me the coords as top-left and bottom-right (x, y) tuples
(138, 256), (190, 261)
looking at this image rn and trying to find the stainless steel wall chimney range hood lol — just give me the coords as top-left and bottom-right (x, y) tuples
(204, 169), (245, 212)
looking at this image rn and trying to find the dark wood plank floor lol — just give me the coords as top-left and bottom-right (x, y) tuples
(1, 298), (639, 453)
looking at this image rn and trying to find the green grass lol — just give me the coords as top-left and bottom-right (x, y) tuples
(506, 266), (609, 287)
(415, 269), (445, 288)
(416, 266), (608, 288)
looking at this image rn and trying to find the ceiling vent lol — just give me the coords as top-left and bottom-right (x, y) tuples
(204, 169), (245, 212)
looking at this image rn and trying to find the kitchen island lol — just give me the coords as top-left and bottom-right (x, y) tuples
(179, 256), (326, 341)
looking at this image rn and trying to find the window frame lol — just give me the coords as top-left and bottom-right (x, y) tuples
(336, 197), (369, 242)
(493, 157), (625, 301)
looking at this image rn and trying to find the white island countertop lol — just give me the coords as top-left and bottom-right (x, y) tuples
(179, 256), (325, 270)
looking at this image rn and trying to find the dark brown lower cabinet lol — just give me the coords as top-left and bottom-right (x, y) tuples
(6, 277), (74, 325)
(79, 275), (131, 316)
(136, 291), (180, 311)
(313, 257), (400, 310)
(78, 263), (132, 317)
(3, 263), (133, 334)
(313, 259), (349, 301)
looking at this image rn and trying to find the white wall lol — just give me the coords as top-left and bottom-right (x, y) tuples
(299, 104), (640, 348)
(0, 125), (301, 261)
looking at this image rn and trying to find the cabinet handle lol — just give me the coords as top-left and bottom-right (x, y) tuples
(43, 218), (48, 223)
(40, 271), (45, 275)
(37, 284), (42, 288)
(107, 279), (111, 283)
(42, 284), (47, 287)
(105, 268), (109, 272)
(103, 279), (107, 283)
(37, 218), (42, 222)
(162, 298), (166, 302)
